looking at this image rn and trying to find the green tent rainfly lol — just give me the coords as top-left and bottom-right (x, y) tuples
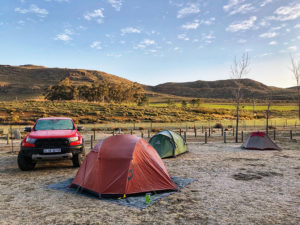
(149, 130), (187, 158)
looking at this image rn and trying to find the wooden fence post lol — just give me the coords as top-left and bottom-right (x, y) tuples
(208, 128), (211, 137)
(221, 128), (223, 136)
(184, 132), (187, 142)
(91, 135), (93, 149)
(241, 131), (244, 143)
(205, 132), (207, 144)
(10, 125), (13, 153)
(224, 131), (226, 143)
(148, 129), (150, 138)
(93, 130), (96, 140)
(290, 130), (293, 140)
(273, 129), (276, 140)
(202, 126), (204, 133)
(194, 127), (197, 137)
(179, 128), (182, 136)
(141, 131), (144, 138)
(130, 129), (133, 135)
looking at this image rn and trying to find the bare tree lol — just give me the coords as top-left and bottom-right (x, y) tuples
(290, 55), (300, 120)
(231, 53), (250, 143)
(252, 96), (256, 127)
(265, 92), (273, 135)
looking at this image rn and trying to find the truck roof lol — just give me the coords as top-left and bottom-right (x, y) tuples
(38, 117), (73, 120)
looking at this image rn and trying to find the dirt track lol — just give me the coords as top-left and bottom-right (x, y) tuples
(0, 139), (299, 225)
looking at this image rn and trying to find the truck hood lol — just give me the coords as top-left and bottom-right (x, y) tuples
(29, 130), (77, 139)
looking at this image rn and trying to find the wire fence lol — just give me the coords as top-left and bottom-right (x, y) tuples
(1, 119), (299, 153)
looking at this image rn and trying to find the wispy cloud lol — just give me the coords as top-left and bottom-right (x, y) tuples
(288, 45), (298, 51)
(177, 34), (189, 41)
(200, 17), (215, 25)
(107, 53), (122, 58)
(54, 29), (72, 42)
(202, 32), (215, 44)
(177, 3), (200, 18)
(294, 24), (300, 28)
(182, 17), (215, 30)
(135, 39), (156, 49)
(108, 0), (122, 11)
(226, 16), (257, 32)
(45, 0), (70, 2)
(238, 39), (247, 44)
(223, 0), (244, 11)
(269, 41), (277, 45)
(269, 3), (300, 21)
(90, 41), (102, 50)
(229, 3), (255, 15)
(121, 27), (141, 35)
(15, 4), (48, 17)
(259, 32), (277, 38)
(84, 9), (104, 24)
(258, 52), (273, 58)
(182, 21), (199, 30)
(260, 0), (272, 7)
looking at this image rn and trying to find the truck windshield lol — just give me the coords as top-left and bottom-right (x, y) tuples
(34, 119), (74, 131)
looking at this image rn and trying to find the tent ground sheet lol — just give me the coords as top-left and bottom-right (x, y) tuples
(46, 176), (195, 209)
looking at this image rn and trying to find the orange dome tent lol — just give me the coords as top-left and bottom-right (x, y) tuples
(70, 135), (177, 196)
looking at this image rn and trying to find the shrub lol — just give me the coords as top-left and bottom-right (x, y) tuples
(213, 123), (223, 128)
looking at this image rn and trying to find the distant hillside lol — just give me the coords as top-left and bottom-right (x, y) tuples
(0, 64), (297, 101)
(0, 65), (133, 100)
(147, 79), (297, 100)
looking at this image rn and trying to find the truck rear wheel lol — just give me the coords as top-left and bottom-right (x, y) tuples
(18, 151), (36, 171)
(72, 148), (85, 167)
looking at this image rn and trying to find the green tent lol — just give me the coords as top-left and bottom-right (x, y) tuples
(149, 130), (187, 158)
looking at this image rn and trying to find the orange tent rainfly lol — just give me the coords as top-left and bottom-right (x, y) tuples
(242, 132), (281, 150)
(70, 135), (178, 196)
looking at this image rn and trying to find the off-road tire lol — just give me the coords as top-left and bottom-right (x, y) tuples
(72, 148), (85, 167)
(17, 151), (36, 171)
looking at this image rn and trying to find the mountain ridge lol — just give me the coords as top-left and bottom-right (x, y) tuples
(0, 64), (297, 101)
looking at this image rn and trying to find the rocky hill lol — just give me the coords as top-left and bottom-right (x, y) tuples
(0, 64), (133, 100)
(0, 64), (297, 101)
(147, 79), (297, 100)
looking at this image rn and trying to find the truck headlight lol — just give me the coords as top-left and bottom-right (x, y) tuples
(68, 136), (79, 143)
(26, 137), (37, 144)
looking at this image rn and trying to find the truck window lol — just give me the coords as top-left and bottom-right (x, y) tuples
(34, 119), (74, 131)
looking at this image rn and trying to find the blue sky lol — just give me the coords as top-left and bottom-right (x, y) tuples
(0, 0), (300, 88)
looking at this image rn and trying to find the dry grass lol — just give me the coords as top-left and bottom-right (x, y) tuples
(0, 136), (299, 225)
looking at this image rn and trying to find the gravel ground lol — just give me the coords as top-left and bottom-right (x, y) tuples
(0, 138), (299, 225)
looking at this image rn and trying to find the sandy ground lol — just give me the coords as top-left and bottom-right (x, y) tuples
(0, 138), (299, 225)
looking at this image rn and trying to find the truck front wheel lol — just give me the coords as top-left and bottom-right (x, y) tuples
(72, 148), (85, 167)
(18, 151), (36, 171)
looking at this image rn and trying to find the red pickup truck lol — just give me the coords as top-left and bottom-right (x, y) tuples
(18, 117), (85, 170)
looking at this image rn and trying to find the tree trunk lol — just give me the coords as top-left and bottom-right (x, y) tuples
(235, 103), (239, 143)
(298, 89), (300, 120)
(266, 110), (269, 135)
(298, 101), (300, 120)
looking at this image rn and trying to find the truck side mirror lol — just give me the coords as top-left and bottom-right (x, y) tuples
(77, 126), (84, 131)
(24, 127), (32, 132)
